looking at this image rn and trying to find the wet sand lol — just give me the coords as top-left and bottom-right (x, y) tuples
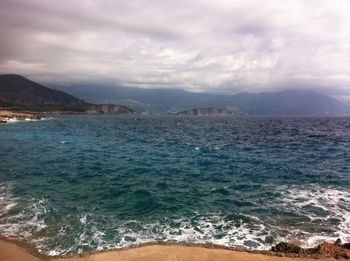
(0, 239), (337, 261)
(0, 239), (42, 261)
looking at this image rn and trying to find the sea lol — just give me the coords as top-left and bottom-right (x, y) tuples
(0, 115), (349, 256)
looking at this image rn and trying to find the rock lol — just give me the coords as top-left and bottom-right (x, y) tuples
(93, 104), (135, 115)
(317, 242), (339, 255)
(315, 242), (350, 259)
(271, 241), (350, 259)
(271, 242), (304, 254)
(335, 238), (342, 246)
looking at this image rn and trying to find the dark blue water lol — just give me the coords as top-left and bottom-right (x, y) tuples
(0, 116), (349, 255)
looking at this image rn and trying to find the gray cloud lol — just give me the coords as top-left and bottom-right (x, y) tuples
(0, 0), (350, 98)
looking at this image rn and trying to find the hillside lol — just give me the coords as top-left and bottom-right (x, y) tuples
(0, 74), (88, 108)
(52, 83), (350, 116)
(0, 74), (135, 114)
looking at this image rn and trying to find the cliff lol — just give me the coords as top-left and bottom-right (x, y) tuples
(175, 107), (241, 116)
(91, 104), (135, 115)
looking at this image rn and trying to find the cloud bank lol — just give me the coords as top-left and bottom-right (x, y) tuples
(1, 0), (350, 97)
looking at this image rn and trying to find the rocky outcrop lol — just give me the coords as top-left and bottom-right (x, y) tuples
(271, 239), (350, 259)
(92, 104), (135, 115)
(271, 242), (304, 254)
(316, 242), (350, 258)
(0, 110), (44, 123)
(343, 243), (350, 249)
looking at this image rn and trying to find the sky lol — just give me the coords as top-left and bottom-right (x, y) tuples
(1, 0), (350, 100)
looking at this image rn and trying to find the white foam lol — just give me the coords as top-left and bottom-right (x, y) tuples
(47, 249), (62, 256)
(6, 117), (18, 123)
(0, 184), (50, 241)
(1, 182), (349, 255)
(0, 183), (18, 217)
(79, 214), (87, 225)
(277, 186), (350, 247)
(3, 116), (49, 124)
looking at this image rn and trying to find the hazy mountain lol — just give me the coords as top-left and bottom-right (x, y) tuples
(0, 74), (135, 114)
(52, 83), (350, 116)
(51, 83), (215, 113)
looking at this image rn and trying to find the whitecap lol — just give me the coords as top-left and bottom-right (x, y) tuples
(276, 186), (350, 246)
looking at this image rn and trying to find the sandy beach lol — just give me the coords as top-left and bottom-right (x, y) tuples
(0, 238), (340, 261)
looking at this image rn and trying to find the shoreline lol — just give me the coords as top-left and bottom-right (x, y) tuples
(0, 236), (348, 261)
(0, 110), (44, 123)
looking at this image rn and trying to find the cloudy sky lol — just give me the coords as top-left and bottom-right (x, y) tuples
(1, 0), (350, 99)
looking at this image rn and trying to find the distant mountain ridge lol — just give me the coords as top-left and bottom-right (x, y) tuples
(52, 83), (350, 116)
(2, 74), (348, 116)
(0, 74), (135, 114)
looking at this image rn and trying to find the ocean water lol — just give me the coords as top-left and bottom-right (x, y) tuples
(0, 115), (349, 255)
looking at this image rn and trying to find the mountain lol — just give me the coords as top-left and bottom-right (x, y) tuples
(0, 74), (89, 108)
(0, 74), (135, 114)
(52, 83), (350, 116)
(222, 90), (350, 116)
(51, 83), (217, 114)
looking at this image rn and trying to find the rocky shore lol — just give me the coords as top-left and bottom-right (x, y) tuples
(0, 106), (136, 124)
(0, 110), (44, 123)
(270, 240), (350, 259)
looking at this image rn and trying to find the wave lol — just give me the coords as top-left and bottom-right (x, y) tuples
(275, 186), (350, 247)
(0, 183), (349, 256)
(2, 116), (51, 124)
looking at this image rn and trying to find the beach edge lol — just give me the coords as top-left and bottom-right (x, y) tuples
(0, 237), (342, 261)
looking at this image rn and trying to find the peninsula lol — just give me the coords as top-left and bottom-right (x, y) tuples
(0, 74), (135, 123)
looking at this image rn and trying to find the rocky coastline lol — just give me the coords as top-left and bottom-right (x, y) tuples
(0, 105), (136, 124)
(0, 110), (44, 123)
(270, 239), (350, 259)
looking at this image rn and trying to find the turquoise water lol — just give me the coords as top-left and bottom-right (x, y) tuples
(0, 116), (349, 255)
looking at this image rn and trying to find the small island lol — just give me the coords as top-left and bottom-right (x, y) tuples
(174, 107), (243, 116)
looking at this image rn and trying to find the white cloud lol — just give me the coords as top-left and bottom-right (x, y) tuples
(0, 0), (350, 96)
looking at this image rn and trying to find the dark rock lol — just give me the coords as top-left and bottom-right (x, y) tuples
(271, 242), (304, 254)
(335, 238), (342, 246)
(343, 243), (350, 250)
(271, 241), (350, 259)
